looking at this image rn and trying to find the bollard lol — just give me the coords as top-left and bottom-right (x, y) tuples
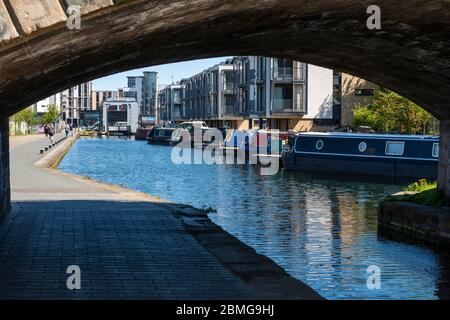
(40, 149), (44, 154)
(45, 147), (48, 151)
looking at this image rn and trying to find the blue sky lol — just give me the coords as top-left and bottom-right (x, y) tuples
(93, 57), (231, 91)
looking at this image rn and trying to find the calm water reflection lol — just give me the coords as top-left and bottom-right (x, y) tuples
(59, 137), (450, 299)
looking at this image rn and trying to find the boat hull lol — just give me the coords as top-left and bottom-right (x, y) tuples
(282, 152), (437, 180)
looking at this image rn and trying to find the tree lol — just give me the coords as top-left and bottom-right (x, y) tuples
(10, 108), (36, 126)
(352, 88), (434, 134)
(41, 105), (61, 124)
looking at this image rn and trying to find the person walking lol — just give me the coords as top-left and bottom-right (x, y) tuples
(48, 123), (55, 142)
(65, 123), (70, 137)
(44, 124), (49, 137)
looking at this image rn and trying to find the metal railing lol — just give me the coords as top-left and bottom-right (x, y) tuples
(223, 105), (235, 115)
(272, 99), (293, 112)
(273, 67), (304, 81)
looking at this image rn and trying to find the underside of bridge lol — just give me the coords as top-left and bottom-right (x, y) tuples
(0, 0), (450, 219)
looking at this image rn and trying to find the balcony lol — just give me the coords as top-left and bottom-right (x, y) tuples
(223, 83), (234, 93)
(223, 105), (235, 115)
(272, 99), (305, 113)
(273, 67), (304, 82)
(273, 68), (293, 81)
(273, 99), (292, 112)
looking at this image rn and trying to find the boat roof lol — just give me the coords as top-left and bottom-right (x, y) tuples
(155, 127), (176, 130)
(296, 132), (439, 140)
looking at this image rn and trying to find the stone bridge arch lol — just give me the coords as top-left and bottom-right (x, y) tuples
(0, 0), (450, 218)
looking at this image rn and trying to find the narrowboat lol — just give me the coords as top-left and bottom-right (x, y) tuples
(222, 130), (288, 163)
(147, 127), (177, 145)
(282, 132), (439, 179)
(176, 121), (211, 147)
(135, 127), (153, 140)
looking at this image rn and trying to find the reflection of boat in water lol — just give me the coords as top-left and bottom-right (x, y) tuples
(147, 127), (177, 145)
(282, 132), (438, 179)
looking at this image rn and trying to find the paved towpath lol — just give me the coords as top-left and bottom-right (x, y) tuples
(0, 134), (255, 299)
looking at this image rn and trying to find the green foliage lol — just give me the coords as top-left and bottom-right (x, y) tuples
(384, 179), (448, 207)
(405, 179), (436, 192)
(352, 89), (435, 134)
(10, 108), (37, 126)
(202, 206), (217, 214)
(41, 105), (60, 124)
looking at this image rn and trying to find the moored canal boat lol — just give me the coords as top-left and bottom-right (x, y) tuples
(282, 132), (439, 179)
(147, 127), (177, 145)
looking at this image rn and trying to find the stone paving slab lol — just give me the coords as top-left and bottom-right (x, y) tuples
(0, 200), (254, 299)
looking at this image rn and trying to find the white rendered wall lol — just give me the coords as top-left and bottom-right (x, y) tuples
(305, 64), (333, 119)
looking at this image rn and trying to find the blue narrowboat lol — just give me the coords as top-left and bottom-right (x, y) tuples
(282, 133), (439, 179)
(147, 127), (177, 145)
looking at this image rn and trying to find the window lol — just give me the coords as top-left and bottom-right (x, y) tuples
(355, 89), (374, 96)
(128, 78), (136, 88)
(432, 143), (439, 158)
(316, 140), (324, 150)
(358, 142), (367, 153)
(385, 141), (404, 156)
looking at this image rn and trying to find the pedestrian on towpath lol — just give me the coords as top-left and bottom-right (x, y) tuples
(48, 123), (55, 143)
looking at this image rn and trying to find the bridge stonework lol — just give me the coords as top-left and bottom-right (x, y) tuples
(0, 0), (450, 216)
(0, 118), (10, 220)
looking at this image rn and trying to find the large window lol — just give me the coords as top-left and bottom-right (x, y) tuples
(355, 88), (374, 96)
(385, 141), (404, 156)
(273, 58), (293, 81)
(273, 85), (293, 112)
(127, 77), (136, 88)
(432, 143), (439, 158)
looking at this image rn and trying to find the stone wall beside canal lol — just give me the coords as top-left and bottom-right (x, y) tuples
(379, 201), (450, 248)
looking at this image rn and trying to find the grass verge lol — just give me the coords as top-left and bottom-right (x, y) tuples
(383, 179), (449, 207)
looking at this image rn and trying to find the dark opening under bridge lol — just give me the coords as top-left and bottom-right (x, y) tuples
(1, 0), (450, 220)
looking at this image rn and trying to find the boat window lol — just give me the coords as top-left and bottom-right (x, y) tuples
(316, 140), (324, 150)
(385, 141), (404, 156)
(358, 142), (367, 153)
(432, 143), (439, 158)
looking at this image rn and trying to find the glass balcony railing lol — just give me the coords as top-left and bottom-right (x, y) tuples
(224, 83), (234, 92)
(273, 99), (294, 112)
(273, 67), (304, 81)
(273, 68), (293, 81)
(223, 105), (235, 115)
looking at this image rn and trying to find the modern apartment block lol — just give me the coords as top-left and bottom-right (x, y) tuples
(177, 61), (235, 126)
(91, 90), (119, 110)
(61, 82), (93, 126)
(230, 56), (335, 131)
(159, 56), (336, 131)
(158, 84), (184, 122)
(123, 71), (158, 116)
(30, 93), (61, 115)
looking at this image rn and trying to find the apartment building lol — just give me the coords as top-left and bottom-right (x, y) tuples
(123, 71), (158, 116)
(159, 57), (336, 131)
(30, 93), (61, 115)
(230, 56), (335, 131)
(158, 84), (184, 122)
(176, 60), (235, 127)
(91, 90), (119, 110)
(61, 82), (93, 126)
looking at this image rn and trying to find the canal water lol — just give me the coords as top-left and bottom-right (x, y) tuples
(59, 137), (450, 300)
